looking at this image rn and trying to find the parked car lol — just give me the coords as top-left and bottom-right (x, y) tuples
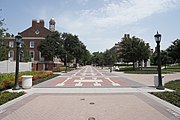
(113, 66), (120, 71)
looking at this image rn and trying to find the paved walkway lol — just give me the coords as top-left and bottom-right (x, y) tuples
(113, 71), (180, 86)
(35, 66), (144, 88)
(0, 66), (180, 120)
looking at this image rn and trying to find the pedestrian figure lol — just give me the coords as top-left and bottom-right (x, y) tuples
(110, 67), (112, 72)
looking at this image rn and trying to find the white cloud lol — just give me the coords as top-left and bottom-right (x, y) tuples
(76, 0), (89, 5)
(78, 0), (180, 27)
(56, 0), (180, 52)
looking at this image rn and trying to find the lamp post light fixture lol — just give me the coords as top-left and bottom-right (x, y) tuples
(154, 31), (165, 90)
(12, 33), (22, 90)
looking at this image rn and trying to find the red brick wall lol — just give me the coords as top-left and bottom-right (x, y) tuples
(21, 20), (51, 37)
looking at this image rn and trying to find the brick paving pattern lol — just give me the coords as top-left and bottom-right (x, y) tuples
(35, 66), (144, 88)
(1, 93), (178, 120)
(1, 66), (180, 120)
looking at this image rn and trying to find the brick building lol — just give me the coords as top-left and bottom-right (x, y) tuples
(111, 34), (130, 55)
(4, 18), (62, 70)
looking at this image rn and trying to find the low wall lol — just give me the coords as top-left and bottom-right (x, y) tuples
(0, 60), (32, 73)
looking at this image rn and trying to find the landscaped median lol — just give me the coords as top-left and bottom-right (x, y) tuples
(151, 79), (180, 108)
(115, 64), (180, 74)
(0, 91), (25, 105)
(0, 71), (59, 91)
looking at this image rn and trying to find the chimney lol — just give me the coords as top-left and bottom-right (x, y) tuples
(124, 34), (130, 38)
(32, 19), (37, 27)
(39, 19), (44, 27)
(32, 19), (44, 28)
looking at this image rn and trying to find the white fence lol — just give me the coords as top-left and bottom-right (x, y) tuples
(0, 60), (32, 73)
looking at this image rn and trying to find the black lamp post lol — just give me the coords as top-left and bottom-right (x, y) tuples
(65, 53), (67, 73)
(154, 31), (164, 90)
(12, 33), (22, 90)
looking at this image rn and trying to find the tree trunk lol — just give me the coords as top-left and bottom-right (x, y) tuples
(133, 61), (135, 70)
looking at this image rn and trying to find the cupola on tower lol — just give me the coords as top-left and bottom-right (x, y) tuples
(49, 18), (55, 32)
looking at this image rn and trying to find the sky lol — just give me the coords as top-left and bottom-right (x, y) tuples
(1, 0), (180, 53)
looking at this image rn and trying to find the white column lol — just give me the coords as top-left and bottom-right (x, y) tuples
(142, 60), (144, 67)
(147, 59), (151, 67)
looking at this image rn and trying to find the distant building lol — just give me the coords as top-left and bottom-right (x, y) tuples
(4, 18), (62, 70)
(111, 34), (130, 55)
(110, 34), (151, 66)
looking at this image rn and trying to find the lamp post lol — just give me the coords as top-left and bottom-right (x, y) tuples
(12, 33), (22, 90)
(65, 53), (67, 73)
(110, 55), (113, 72)
(154, 31), (164, 90)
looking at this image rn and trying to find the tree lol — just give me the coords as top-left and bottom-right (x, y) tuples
(0, 11), (9, 61)
(91, 52), (104, 66)
(160, 50), (172, 69)
(120, 36), (150, 70)
(103, 49), (117, 66)
(57, 32), (89, 66)
(0, 44), (8, 61)
(38, 31), (62, 61)
(38, 31), (90, 66)
(81, 49), (91, 65)
(167, 39), (180, 63)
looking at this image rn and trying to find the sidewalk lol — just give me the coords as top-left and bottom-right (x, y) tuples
(113, 71), (180, 86)
(0, 67), (180, 120)
(0, 89), (180, 120)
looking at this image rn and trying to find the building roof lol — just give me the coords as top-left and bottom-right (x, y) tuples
(20, 19), (51, 37)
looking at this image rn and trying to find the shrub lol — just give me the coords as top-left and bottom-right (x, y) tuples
(52, 66), (67, 72)
(0, 83), (5, 91)
(0, 71), (53, 91)
(32, 71), (53, 81)
(3, 80), (14, 89)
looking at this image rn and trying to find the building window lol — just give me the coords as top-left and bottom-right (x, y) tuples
(30, 41), (35, 48)
(9, 41), (14, 48)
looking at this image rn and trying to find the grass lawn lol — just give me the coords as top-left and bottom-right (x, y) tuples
(165, 65), (180, 72)
(0, 91), (25, 105)
(117, 66), (172, 74)
(151, 80), (180, 108)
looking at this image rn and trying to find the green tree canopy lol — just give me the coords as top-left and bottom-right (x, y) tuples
(0, 11), (9, 61)
(38, 31), (61, 61)
(38, 31), (90, 66)
(91, 51), (104, 66)
(167, 39), (180, 63)
(103, 49), (117, 66)
(120, 36), (151, 70)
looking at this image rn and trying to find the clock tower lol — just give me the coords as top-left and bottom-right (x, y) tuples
(49, 18), (55, 32)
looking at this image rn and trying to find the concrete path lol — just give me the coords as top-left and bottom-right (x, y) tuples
(113, 71), (180, 86)
(0, 66), (180, 120)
